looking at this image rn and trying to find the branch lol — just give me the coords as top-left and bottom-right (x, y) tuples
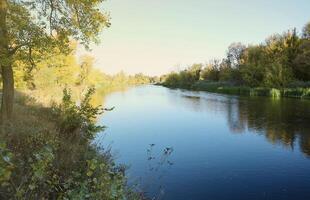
(27, 46), (36, 73)
(73, 4), (81, 28)
(9, 42), (30, 56)
(49, 0), (54, 35)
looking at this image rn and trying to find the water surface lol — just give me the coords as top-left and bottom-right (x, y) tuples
(95, 85), (310, 200)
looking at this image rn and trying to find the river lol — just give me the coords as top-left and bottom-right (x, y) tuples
(95, 85), (310, 200)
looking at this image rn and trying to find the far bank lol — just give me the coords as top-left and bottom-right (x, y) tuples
(160, 81), (310, 99)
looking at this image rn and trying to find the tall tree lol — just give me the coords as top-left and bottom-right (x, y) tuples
(302, 21), (310, 39)
(0, 0), (110, 120)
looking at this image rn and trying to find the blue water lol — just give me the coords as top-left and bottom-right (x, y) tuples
(95, 85), (310, 200)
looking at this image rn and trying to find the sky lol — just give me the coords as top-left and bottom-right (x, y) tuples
(81, 0), (310, 76)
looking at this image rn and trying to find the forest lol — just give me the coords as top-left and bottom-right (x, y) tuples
(162, 22), (310, 98)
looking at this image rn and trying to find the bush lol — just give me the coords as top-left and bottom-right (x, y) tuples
(201, 66), (219, 81)
(0, 89), (143, 200)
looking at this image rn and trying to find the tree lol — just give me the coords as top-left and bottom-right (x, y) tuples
(0, 0), (110, 120)
(240, 45), (266, 86)
(77, 55), (95, 86)
(302, 21), (310, 39)
(188, 63), (203, 81)
(293, 40), (310, 81)
(201, 60), (219, 81)
(227, 42), (246, 68)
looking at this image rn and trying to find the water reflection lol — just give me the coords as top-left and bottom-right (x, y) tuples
(98, 85), (310, 200)
(234, 97), (310, 156)
(169, 89), (310, 157)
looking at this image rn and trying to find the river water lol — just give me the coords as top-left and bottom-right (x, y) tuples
(95, 85), (310, 200)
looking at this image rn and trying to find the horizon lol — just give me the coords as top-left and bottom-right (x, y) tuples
(80, 0), (310, 76)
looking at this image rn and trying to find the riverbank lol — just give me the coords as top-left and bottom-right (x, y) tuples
(0, 90), (143, 199)
(161, 81), (310, 99)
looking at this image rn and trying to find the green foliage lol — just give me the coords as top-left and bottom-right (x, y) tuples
(201, 61), (219, 81)
(162, 21), (310, 96)
(1, 1), (151, 198)
(269, 88), (281, 98)
(0, 90), (143, 199)
(7, 0), (110, 59)
(302, 22), (310, 39)
(192, 80), (310, 99)
(292, 40), (310, 81)
(263, 62), (293, 88)
(0, 0), (112, 120)
(227, 42), (246, 67)
(12, 43), (152, 105)
(162, 64), (202, 88)
(53, 88), (104, 140)
(0, 142), (14, 186)
(163, 72), (180, 87)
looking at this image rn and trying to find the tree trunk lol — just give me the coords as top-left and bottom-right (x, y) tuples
(1, 64), (14, 120)
(0, 0), (14, 121)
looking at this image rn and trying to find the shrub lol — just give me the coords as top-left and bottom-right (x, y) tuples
(0, 89), (142, 200)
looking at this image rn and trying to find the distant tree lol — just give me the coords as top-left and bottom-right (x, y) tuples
(0, 0), (110, 120)
(302, 21), (310, 39)
(218, 59), (232, 81)
(240, 45), (266, 86)
(284, 29), (301, 72)
(164, 72), (180, 86)
(227, 42), (246, 68)
(293, 40), (310, 81)
(77, 55), (95, 86)
(201, 60), (220, 81)
(188, 63), (203, 81)
(264, 62), (293, 88)
(263, 31), (296, 87)
(162, 21), (310, 88)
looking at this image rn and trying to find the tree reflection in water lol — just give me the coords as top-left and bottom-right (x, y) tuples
(176, 91), (310, 157)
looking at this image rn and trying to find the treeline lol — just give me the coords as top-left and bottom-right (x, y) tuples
(162, 21), (310, 91)
(12, 42), (153, 105)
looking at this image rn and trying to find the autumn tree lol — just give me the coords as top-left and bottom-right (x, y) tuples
(0, 0), (110, 120)
(77, 55), (95, 86)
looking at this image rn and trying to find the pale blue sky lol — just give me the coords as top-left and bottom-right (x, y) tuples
(85, 0), (310, 76)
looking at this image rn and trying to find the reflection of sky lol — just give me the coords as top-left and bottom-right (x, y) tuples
(95, 85), (310, 200)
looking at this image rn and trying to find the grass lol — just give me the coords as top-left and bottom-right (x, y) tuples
(163, 80), (310, 99)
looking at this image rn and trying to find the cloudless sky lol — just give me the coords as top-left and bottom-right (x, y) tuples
(82, 0), (310, 76)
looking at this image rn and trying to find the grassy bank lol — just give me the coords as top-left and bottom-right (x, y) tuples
(162, 81), (310, 99)
(0, 89), (144, 199)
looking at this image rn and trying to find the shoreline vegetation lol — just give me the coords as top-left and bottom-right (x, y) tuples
(160, 21), (310, 99)
(0, 39), (153, 199)
(160, 81), (310, 99)
(0, 83), (152, 199)
(0, 1), (155, 198)
(0, 87), (148, 199)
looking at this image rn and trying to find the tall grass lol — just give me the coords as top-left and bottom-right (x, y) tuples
(190, 81), (310, 99)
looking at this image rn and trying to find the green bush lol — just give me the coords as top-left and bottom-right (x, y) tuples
(0, 89), (143, 200)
